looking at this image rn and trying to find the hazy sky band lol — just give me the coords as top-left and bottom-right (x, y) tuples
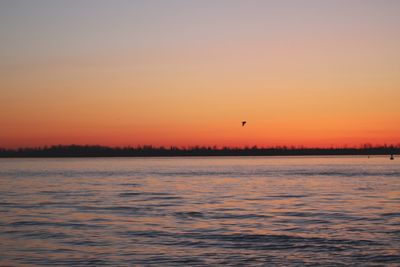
(1, 0), (399, 148)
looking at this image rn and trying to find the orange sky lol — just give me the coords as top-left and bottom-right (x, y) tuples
(0, 1), (399, 148)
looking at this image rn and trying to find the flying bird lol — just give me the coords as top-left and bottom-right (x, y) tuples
(242, 121), (247, 127)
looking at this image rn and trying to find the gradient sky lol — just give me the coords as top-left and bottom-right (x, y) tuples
(1, 0), (399, 148)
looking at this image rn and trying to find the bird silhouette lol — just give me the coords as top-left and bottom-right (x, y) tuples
(242, 121), (247, 127)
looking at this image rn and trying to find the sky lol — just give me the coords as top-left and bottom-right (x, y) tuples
(1, 0), (399, 148)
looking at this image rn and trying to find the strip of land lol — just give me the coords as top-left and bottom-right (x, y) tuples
(0, 145), (398, 157)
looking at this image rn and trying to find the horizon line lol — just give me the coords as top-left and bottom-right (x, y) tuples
(2, 143), (400, 150)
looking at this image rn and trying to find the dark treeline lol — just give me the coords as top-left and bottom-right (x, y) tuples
(0, 144), (399, 157)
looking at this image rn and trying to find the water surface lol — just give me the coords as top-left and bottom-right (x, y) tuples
(0, 156), (399, 266)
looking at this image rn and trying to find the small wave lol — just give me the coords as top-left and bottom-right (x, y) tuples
(211, 213), (271, 220)
(40, 190), (96, 197)
(23, 231), (71, 240)
(174, 211), (273, 220)
(273, 211), (360, 221)
(118, 192), (181, 201)
(119, 183), (140, 187)
(61, 239), (111, 247)
(77, 205), (147, 214)
(144, 196), (182, 201)
(0, 202), (16, 206)
(119, 229), (381, 251)
(175, 211), (205, 218)
(288, 170), (400, 178)
(2, 168), (400, 179)
(118, 192), (142, 197)
(9, 220), (102, 229)
(351, 254), (400, 264)
(21, 257), (111, 266)
(380, 212), (400, 218)
(266, 194), (311, 198)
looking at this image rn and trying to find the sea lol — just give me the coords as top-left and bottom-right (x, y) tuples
(0, 156), (399, 266)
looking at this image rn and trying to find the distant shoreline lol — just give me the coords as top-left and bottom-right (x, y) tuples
(0, 155), (396, 159)
(0, 145), (398, 158)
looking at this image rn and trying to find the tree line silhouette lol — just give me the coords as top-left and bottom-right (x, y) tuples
(0, 144), (398, 157)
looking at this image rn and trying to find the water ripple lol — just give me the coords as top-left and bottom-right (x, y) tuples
(1, 157), (399, 266)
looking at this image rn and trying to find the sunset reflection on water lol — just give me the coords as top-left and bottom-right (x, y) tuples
(0, 156), (399, 265)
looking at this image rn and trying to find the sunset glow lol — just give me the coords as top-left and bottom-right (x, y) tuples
(1, 1), (399, 148)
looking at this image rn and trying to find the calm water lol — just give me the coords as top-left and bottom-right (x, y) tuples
(0, 156), (399, 266)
